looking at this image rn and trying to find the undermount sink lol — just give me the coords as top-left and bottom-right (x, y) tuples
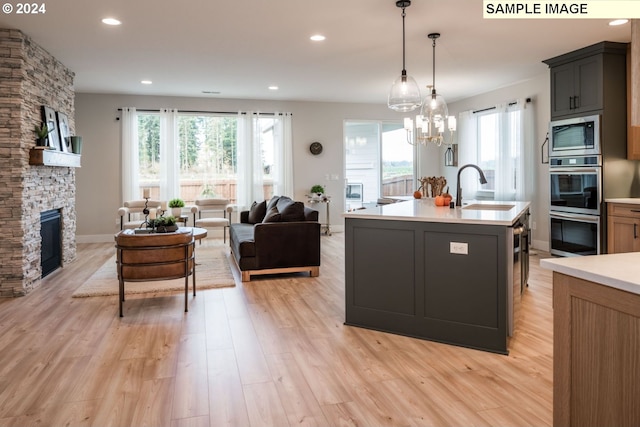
(462, 203), (515, 211)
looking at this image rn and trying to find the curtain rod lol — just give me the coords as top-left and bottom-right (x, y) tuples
(116, 109), (288, 116)
(472, 97), (531, 114)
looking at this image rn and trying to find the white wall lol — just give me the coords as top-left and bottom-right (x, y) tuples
(75, 77), (552, 249)
(419, 72), (552, 251)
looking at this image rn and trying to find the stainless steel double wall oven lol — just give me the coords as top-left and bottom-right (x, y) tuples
(549, 115), (602, 256)
(548, 111), (635, 256)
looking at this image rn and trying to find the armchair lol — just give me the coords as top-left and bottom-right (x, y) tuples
(117, 200), (165, 230)
(115, 229), (195, 317)
(191, 198), (233, 242)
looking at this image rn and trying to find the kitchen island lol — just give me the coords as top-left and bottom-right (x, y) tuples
(540, 253), (640, 427)
(343, 199), (530, 354)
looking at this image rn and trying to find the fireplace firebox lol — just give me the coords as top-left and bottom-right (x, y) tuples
(40, 209), (61, 277)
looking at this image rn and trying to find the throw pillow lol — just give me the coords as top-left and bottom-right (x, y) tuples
(275, 196), (294, 212)
(248, 200), (267, 224)
(266, 196), (281, 212)
(262, 206), (282, 223)
(279, 201), (305, 222)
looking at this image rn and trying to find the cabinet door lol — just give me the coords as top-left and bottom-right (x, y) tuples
(573, 55), (603, 115)
(550, 55), (603, 119)
(550, 63), (575, 118)
(607, 215), (640, 253)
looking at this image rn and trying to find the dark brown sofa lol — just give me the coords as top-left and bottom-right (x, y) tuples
(229, 196), (321, 281)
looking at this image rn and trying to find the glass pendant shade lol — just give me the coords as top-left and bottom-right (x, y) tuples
(387, 0), (421, 113)
(388, 72), (422, 112)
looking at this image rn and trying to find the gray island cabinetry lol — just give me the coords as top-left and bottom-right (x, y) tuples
(344, 199), (531, 354)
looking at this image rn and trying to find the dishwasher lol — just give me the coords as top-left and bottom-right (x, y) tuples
(508, 210), (530, 337)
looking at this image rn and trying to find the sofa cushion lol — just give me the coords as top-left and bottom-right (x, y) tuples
(229, 223), (256, 257)
(248, 200), (267, 224)
(262, 206), (282, 223)
(279, 201), (305, 222)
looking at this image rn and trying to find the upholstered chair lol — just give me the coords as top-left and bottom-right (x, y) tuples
(191, 198), (233, 242)
(115, 229), (195, 317)
(118, 200), (165, 230)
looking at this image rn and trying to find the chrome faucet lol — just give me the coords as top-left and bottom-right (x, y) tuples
(456, 164), (488, 207)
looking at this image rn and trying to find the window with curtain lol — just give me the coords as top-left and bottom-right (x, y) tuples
(457, 99), (533, 202)
(121, 109), (293, 208)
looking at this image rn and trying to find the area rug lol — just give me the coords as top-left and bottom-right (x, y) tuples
(72, 243), (235, 298)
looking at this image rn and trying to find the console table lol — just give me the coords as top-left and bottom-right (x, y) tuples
(307, 198), (331, 235)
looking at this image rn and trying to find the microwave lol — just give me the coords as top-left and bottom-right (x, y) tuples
(549, 114), (600, 156)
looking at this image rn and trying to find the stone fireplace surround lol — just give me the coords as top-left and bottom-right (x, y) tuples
(0, 29), (77, 296)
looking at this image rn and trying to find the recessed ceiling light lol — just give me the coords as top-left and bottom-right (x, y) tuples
(101, 17), (121, 26)
(268, 86), (279, 91)
(609, 19), (628, 26)
(310, 34), (326, 41)
(141, 80), (152, 85)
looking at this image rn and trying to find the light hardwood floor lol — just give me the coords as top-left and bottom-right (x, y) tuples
(0, 234), (554, 427)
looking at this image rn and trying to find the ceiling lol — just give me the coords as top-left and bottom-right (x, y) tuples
(0, 0), (631, 104)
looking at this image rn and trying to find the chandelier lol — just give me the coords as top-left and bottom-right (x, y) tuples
(387, 0), (422, 112)
(404, 33), (456, 146)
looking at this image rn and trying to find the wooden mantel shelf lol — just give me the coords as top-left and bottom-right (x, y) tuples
(29, 148), (81, 168)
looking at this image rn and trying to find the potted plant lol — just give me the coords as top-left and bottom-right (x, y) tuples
(168, 198), (185, 217)
(152, 215), (178, 233)
(310, 184), (325, 201)
(34, 123), (51, 147)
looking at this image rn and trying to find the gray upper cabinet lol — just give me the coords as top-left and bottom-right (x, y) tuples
(549, 55), (602, 118)
(544, 42), (627, 120)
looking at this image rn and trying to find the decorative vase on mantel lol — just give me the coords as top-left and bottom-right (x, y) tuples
(70, 136), (82, 154)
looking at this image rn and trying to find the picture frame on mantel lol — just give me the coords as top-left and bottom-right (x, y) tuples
(41, 106), (61, 151)
(56, 111), (71, 153)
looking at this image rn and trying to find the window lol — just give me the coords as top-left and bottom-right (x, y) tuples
(122, 108), (292, 209)
(476, 109), (521, 196)
(136, 113), (238, 204)
(176, 114), (237, 204)
(459, 100), (532, 202)
(344, 121), (414, 209)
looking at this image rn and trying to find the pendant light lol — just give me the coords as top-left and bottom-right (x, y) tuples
(388, 0), (421, 112)
(413, 32), (456, 146)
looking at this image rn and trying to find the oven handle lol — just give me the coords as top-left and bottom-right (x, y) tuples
(550, 211), (600, 223)
(549, 167), (601, 174)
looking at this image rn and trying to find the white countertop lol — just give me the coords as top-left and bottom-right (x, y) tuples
(540, 252), (640, 296)
(605, 198), (640, 205)
(343, 199), (531, 226)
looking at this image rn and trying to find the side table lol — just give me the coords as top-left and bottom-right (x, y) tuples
(307, 197), (331, 235)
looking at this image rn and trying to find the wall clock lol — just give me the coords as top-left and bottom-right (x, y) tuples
(309, 141), (323, 155)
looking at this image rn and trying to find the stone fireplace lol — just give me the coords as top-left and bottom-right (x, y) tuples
(0, 29), (77, 296)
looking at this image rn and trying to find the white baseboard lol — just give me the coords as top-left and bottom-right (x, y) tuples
(531, 239), (549, 253)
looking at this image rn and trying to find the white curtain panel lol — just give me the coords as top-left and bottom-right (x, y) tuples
(494, 103), (513, 201)
(121, 107), (139, 202)
(159, 108), (179, 201)
(494, 100), (534, 201)
(237, 112), (293, 209)
(457, 110), (479, 201)
(518, 98), (535, 202)
(273, 112), (294, 197)
(236, 112), (264, 209)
